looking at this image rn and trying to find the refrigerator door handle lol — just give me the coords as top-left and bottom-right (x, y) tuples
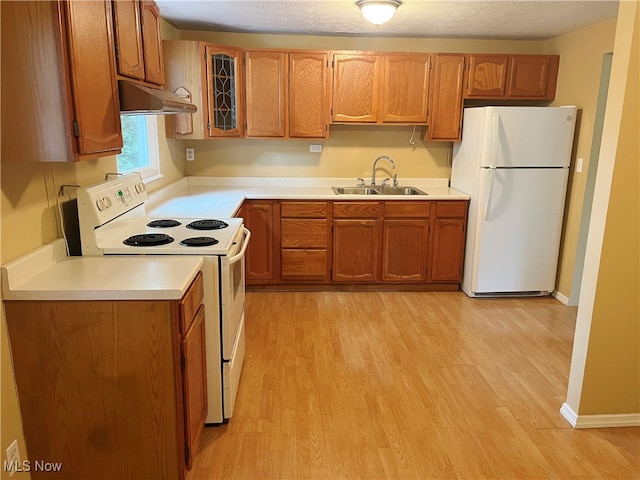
(484, 168), (496, 220)
(491, 113), (500, 169)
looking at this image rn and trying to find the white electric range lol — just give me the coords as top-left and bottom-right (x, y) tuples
(77, 173), (250, 424)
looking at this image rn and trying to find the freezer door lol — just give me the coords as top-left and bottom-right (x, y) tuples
(466, 167), (569, 294)
(479, 106), (577, 168)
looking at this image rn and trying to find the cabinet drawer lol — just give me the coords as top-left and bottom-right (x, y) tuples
(435, 201), (468, 218)
(281, 219), (327, 248)
(333, 202), (380, 218)
(179, 271), (204, 334)
(281, 201), (327, 218)
(281, 249), (328, 281)
(384, 201), (430, 218)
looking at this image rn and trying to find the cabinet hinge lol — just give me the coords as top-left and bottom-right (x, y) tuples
(114, 45), (119, 60)
(207, 122), (211, 131)
(180, 354), (186, 371)
(185, 446), (190, 464)
(204, 51), (207, 61)
(332, 60), (334, 68)
(73, 121), (80, 137)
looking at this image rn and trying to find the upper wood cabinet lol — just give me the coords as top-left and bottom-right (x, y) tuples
(426, 53), (466, 142)
(112, 0), (144, 80)
(332, 53), (381, 123)
(507, 55), (559, 99)
(331, 52), (430, 124)
(244, 49), (328, 139)
(112, 0), (164, 86)
(245, 50), (288, 137)
(163, 41), (244, 139)
(465, 54), (559, 100)
(464, 54), (509, 97)
(205, 44), (244, 137)
(381, 53), (430, 123)
(140, 1), (165, 85)
(2, 0), (122, 163)
(289, 52), (329, 138)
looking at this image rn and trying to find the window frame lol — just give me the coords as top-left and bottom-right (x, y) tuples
(117, 115), (163, 184)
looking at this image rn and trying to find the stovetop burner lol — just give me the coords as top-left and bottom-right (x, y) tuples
(147, 219), (181, 228)
(123, 233), (174, 247)
(186, 219), (229, 230)
(180, 236), (220, 247)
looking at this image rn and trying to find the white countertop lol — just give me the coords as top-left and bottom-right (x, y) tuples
(147, 176), (469, 218)
(2, 239), (203, 301)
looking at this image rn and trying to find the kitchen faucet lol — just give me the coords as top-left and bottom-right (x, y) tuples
(371, 155), (396, 186)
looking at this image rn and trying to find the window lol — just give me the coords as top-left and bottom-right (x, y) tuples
(117, 115), (162, 182)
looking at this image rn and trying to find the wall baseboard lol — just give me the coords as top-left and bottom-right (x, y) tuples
(560, 403), (640, 428)
(552, 290), (570, 305)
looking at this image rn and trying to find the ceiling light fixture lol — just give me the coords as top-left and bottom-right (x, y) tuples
(356, 0), (402, 26)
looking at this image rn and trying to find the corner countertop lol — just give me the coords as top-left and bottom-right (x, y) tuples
(1, 239), (203, 301)
(146, 176), (469, 218)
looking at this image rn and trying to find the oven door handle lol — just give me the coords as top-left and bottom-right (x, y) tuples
(228, 227), (251, 265)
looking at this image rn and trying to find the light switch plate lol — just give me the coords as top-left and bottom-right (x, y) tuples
(309, 144), (322, 153)
(576, 157), (584, 173)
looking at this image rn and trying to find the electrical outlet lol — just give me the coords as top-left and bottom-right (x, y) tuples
(6, 439), (20, 477)
(186, 148), (195, 161)
(576, 157), (584, 173)
(309, 144), (322, 153)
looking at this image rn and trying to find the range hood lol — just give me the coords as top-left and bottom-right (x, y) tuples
(118, 80), (197, 115)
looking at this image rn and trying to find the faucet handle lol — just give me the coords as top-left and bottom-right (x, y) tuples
(356, 177), (365, 187)
(381, 178), (390, 187)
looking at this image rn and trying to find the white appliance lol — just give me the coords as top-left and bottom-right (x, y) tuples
(450, 106), (577, 297)
(76, 173), (250, 423)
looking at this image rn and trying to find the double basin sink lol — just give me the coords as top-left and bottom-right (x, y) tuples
(332, 186), (428, 196)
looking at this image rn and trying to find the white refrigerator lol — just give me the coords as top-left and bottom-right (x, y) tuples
(450, 106), (577, 297)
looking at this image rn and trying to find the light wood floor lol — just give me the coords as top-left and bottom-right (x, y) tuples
(188, 291), (640, 479)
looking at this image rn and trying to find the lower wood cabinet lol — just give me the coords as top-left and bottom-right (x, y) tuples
(428, 202), (468, 282)
(241, 200), (277, 283)
(382, 202), (431, 282)
(242, 199), (468, 289)
(4, 272), (206, 480)
(332, 202), (380, 282)
(280, 201), (330, 282)
(179, 273), (207, 470)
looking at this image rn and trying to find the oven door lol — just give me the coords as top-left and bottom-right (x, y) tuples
(220, 226), (250, 360)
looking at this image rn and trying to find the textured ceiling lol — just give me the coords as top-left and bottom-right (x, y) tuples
(156, 0), (619, 40)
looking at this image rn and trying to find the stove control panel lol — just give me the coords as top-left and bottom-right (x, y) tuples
(77, 173), (147, 228)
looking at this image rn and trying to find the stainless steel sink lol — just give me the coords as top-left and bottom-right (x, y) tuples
(332, 186), (427, 196)
(331, 186), (379, 195)
(376, 186), (427, 195)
